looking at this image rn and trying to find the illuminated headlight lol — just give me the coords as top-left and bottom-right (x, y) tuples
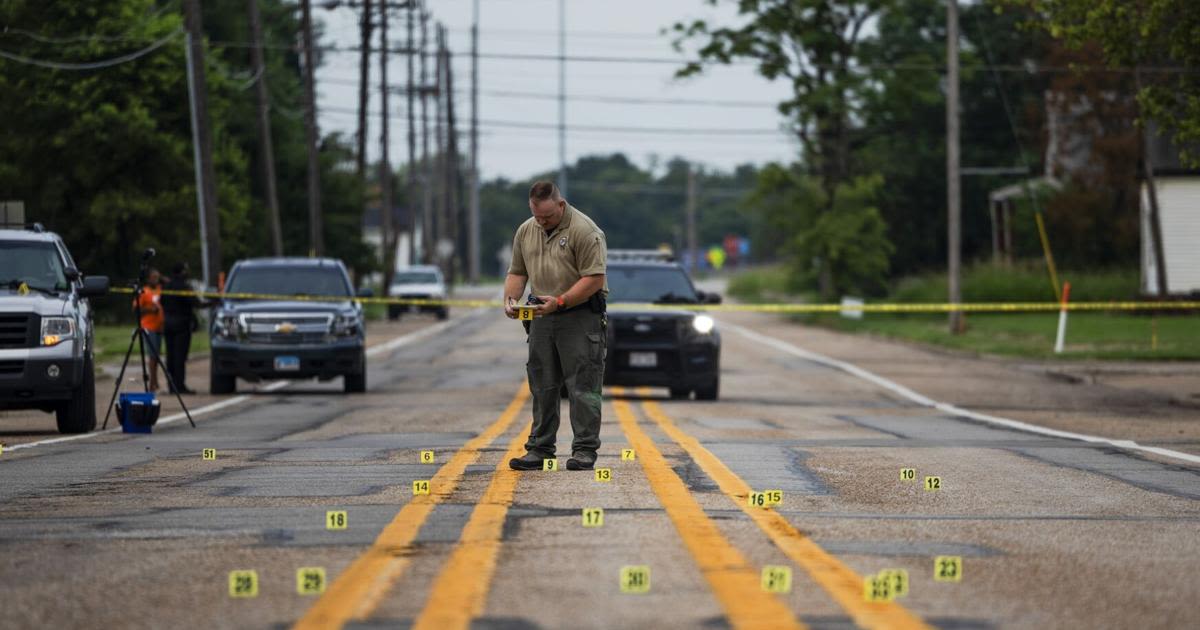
(334, 313), (361, 335)
(691, 315), (715, 334)
(214, 312), (240, 339)
(41, 316), (75, 346)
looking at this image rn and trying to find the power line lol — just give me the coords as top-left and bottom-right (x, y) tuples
(0, 28), (183, 70)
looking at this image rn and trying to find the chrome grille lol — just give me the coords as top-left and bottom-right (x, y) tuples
(0, 313), (36, 349)
(238, 312), (332, 345)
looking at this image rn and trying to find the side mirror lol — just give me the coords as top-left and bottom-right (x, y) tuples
(79, 275), (110, 298)
(705, 292), (722, 305)
(356, 287), (375, 298)
(64, 267), (81, 282)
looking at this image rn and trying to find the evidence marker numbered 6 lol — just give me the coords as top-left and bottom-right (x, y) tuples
(228, 570), (259, 598)
(326, 510), (348, 530)
(296, 567), (327, 595)
(420, 450), (435, 464)
(202, 448), (216, 461)
(582, 507), (604, 528)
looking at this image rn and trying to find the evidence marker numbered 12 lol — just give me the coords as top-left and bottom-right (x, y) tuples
(924, 476), (942, 491)
(900, 468), (916, 481)
(594, 468), (612, 482)
(420, 450), (435, 464)
(543, 458), (558, 471)
(934, 556), (962, 582)
(228, 570), (259, 598)
(582, 507), (604, 528)
(326, 510), (348, 530)
(413, 479), (431, 495)
(202, 448), (216, 461)
(761, 565), (793, 593)
(620, 448), (636, 461)
(296, 567), (326, 595)
(620, 565), (651, 594)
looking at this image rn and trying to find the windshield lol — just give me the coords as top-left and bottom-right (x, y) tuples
(227, 266), (350, 298)
(0, 240), (68, 292)
(606, 266), (698, 303)
(392, 271), (440, 285)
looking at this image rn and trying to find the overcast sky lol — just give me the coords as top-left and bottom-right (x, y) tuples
(314, 0), (798, 182)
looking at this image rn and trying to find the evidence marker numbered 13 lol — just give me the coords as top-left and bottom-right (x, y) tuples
(228, 570), (259, 598)
(420, 450), (435, 464)
(326, 510), (348, 530)
(620, 565), (651, 594)
(296, 567), (327, 595)
(202, 448), (216, 461)
(582, 507), (604, 528)
(594, 468), (612, 482)
(761, 565), (793, 593)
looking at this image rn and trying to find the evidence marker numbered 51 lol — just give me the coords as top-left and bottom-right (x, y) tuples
(202, 448), (216, 461)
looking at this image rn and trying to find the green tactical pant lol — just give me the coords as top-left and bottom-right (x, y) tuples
(525, 307), (606, 458)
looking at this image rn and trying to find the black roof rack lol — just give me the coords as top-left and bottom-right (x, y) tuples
(0, 222), (46, 233)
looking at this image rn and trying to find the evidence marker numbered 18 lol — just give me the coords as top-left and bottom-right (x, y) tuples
(296, 567), (326, 595)
(924, 476), (942, 491)
(934, 556), (963, 582)
(326, 510), (347, 530)
(900, 468), (916, 481)
(582, 507), (604, 528)
(620, 448), (636, 461)
(594, 468), (612, 482)
(620, 565), (651, 594)
(413, 479), (431, 495)
(761, 565), (793, 593)
(202, 448), (216, 461)
(420, 450), (435, 464)
(228, 570), (259, 598)
(543, 458), (558, 471)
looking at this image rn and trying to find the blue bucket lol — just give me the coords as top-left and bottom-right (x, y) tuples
(117, 392), (160, 434)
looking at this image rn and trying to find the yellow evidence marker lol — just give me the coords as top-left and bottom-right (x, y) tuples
(326, 510), (348, 530)
(228, 570), (259, 598)
(764, 489), (783, 506)
(620, 448), (636, 461)
(413, 479), (430, 495)
(296, 567), (326, 595)
(924, 476), (941, 491)
(761, 565), (793, 593)
(582, 507), (604, 528)
(202, 448), (216, 460)
(543, 458), (558, 471)
(934, 556), (962, 582)
(863, 574), (894, 602)
(420, 450), (435, 464)
(594, 468), (612, 482)
(620, 565), (651, 594)
(900, 468), (916, 481)
(516, 306), (536, 321)
(748, 491), (769, 508)
(878, 568), (909, 597)
(0, 442), (5, 456)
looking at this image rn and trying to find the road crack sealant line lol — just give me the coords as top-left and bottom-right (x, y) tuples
(105, 286), (1200, 313)
(3, 315), (466, 454)
(727, 322), (1200, 466)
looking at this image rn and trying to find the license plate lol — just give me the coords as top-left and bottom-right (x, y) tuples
(629, 352), (657, 368)
(274, 356), (300, 372)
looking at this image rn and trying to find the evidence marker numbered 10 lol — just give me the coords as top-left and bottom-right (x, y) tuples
(326, 510), (348, 530)
(900, 467), (916, 481)
(420, 450), (435, 464)
(296, 567), (327, 595)
(228, 570), (259, 598)
(202, 448), (216, 461)
(620, 565), (651, 594)
(761, 565), (793, 593)
(582, 507), (604, 528)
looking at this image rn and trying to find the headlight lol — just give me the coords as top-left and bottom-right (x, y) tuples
(691, 315), (715, 334)
(214, 312), (240, 339)
(334, 313), (361, 336)
(41, 316), (75, 346)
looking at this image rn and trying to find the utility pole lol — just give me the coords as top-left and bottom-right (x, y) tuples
(378, 0), (395, 289)
(444, 25), (461, 286)
(557, 0), (567, 197)
(1136, 69), (1169, 296)
(946, 0), (963, 334)
(247, 0), (283, 256)
(419, 7), (432, 264)
(300, 0), (323, 256)
(467, 0), (480, 284)
(182, 0), (222, 286)
(355, 0), (371, 180)
(686, 166), (697, 272)
(433, 25), (446, 267)
(405, 0), (417, 267)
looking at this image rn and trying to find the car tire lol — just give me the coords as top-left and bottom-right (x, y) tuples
(694, 379), (719, 401)
(210, 363), (236, 395)
(56, 357), (96, 434)
(344, 370), (367, 393)
(669, 387), (690, 400)
(437, 307), (449, 321)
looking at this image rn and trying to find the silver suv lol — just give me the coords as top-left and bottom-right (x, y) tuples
(0, 225), (109, 433)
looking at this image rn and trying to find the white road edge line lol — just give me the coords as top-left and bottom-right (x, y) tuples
(727, 322), (1200, 466)
(6, 315), (466, 453)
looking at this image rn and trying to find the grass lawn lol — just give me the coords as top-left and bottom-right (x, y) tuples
(807, 312), (1200, 361)
(93, 325), (211, 366)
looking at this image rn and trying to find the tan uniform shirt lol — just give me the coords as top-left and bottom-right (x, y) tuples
(507, 204), (608, 298)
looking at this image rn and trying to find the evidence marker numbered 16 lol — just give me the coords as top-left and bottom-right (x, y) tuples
(296, 567), (326, 595)
(326, 510), (348, 530)
(202, 448), (216, 461)
(748, 490), (782, 508)
(594, 468), (612, 482)
(420, 450), (435, 464)
(228, 570), (259, 598)
(620, 565), (651, 594)
(582, 507), (604, 528)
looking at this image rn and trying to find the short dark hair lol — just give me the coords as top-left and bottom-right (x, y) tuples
(528, 180), (561, 202)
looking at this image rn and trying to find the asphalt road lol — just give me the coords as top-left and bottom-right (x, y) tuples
(0, 305), (1197, 629)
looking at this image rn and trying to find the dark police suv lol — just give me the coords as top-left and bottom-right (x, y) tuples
(1, 225), (109, 433)
(209, 258), (369, 394)
(604, 255), (721, 400)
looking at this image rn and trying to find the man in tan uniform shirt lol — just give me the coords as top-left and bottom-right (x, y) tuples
(504, 181), (607, 470)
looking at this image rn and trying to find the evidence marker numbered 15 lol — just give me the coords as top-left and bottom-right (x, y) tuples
(761, 565), (793, 593)
(420, 450), (435, 464)
(326, 510), (348, 530)
(620, 565), (651, 594)
(228, 570), (259, 598)
(296, 567), (327, 595)
(748, 490), (783, 508)
(582, 507), (604, 528)
(202, 448), (216, 461)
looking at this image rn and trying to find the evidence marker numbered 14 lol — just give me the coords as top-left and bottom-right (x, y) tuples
(296, 567), (326, 595)
(420, 450), (435, 464)
(202, 448), (216, 461)
(761, 565), (793, 593)
(228, 570), (259, 598)
(413, 479), (431, 495)
(326, 510), (348, 530)
(582, 507), (604, 528)
(620, 565), (651, 594)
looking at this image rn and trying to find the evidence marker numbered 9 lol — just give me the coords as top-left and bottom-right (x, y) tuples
(543, 458), (558, 471)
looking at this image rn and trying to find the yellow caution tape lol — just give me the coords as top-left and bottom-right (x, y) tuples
(106, 286), (1200, 313)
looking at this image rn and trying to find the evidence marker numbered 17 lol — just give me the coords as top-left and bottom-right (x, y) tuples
(228, 570), (259, 598)
(620, 565), (651, 594)
(326, 510), (348, 530)
(296, 567), (326, 595)
(582, 507), (604, 528)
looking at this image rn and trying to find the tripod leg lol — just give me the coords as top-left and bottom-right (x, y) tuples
(144, 332), (196, 428)
(101, 328), (142, 431)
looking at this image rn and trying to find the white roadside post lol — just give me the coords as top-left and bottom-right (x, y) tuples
(1054, 282), (1072, 354)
